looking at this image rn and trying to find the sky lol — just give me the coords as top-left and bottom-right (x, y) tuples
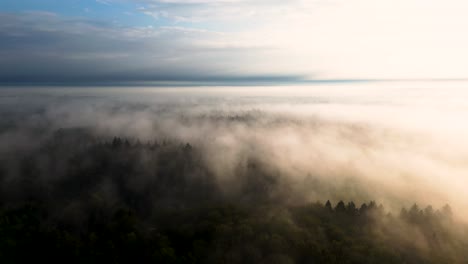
(1, 0), (468, 84)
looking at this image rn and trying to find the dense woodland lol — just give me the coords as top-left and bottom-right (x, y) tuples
(0, 128), (467, 263)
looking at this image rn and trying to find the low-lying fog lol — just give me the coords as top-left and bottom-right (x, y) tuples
(1, 81), (468, 220)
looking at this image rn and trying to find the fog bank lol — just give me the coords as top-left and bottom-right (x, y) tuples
(1, 81), (468, 219)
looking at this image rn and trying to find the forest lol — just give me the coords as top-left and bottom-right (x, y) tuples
(3, 0), (468, 261)
(0, 128), (467, 263)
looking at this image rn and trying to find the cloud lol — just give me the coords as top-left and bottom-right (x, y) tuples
(96, 0), (112, 4)
(133, 0), (468, 79)
(135, 0), (297, 23)
(2, 0), (468, 82)
(2, 83), (468, 220)
(0, 12), (305, 83)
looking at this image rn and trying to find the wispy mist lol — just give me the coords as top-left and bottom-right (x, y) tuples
(2, 82), (468, 219)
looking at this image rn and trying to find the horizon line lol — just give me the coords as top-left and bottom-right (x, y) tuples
(2, 78), (468, 87)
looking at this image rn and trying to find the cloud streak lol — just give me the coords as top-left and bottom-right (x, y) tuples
(2, 0), (468, 82)
(0, 12), (303, 83)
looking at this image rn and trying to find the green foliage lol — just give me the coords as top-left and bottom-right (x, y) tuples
(0, 132), (467, 263)
(0, 201), (466, 263)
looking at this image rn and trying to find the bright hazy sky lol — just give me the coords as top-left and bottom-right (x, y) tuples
(1, 0), (468, 83)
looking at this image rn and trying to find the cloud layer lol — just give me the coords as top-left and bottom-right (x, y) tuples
(0, 12), (290, 83)
(1, 0), (468, 82)
(2, 82), (468, 220)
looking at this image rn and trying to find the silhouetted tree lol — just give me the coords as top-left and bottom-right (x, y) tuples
(0, 131), (466, 264)
(335, 201), (346, 213)
(442, 204), (453, 219)
(346, 202), (357, 215)
(359, 203), (368, 215)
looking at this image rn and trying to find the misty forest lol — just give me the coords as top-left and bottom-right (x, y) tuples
(3, 0), (468, 262)
(1, 89), (468, 263)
